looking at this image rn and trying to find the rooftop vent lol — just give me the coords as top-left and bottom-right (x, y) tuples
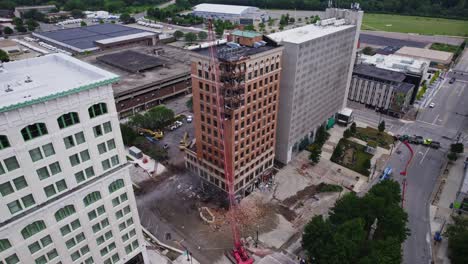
(5, 85), (13, 92)
(25, 76), (32, 83)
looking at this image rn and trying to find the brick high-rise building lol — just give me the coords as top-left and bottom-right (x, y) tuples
(185, 30), (283, 196)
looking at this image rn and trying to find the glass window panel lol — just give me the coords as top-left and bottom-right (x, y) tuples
(83, 191), (101, 206)
(103, 122), (112, 133)
(0, 135), (10, 150)
(42, 143), (55, 157)
(80, 150), (90, 162)
(81, 245), (90, 255)
(97, 205), (105, 215)
(102, 159), (110, 170)
(120, 193), (128, 201)
(85, 257), (94, 264)
(0, 162), (4, 174)
(119, 222), (126, 231)
(93, 126), (103, 137)
(64, 135), (75, 149)
(123, 205), (130, 214)
(13, 176), (28, 190)
(0, 182), (14, 196)
(47, 249), (58, 260)
(112, 197), (119, 207)
(44, 185), (56, 197)
(111, 155), (119, 166)
(75, 171), (85, 183)
(107, 139), (116, 150)
(66, 238), (76, 249)
(35, 256), (47, 264)
(76, 232), (85, 243)
(75, 132), (86, 144)
(29, 148), (43, 162)
(100, 247), (108, 256)
(92, 223), (101, 233)
(71, 219), (81, 230)
(129, 229), (136, 237)
(104, 231), (112, 240)
(122, 234), (129, 241)
(0, 239), (12, 252)
(69, 154), (80, 166)
(101, 218), (109, 227)
(85, 167), (95, 177)
(5, 254), (19, 264)
(98, 143), (107, 154)
(60, 225), (71, 236)
(96, 236), (104, 245)
(22, 194), (35, 208)
(71, 251), (80, 261)
(56, 180), (67, 192)
(131, 240), (139, 249)
(49, 162), (61, 175)
(4, 156), (19, 171)
(28, 242), (41, 254)
(108, 242), (116, 251)
(40, 235), (52, 247)
(125, 245), (132, 254)
(37, 167), (50, 180)
(115, 210), (123, 219)
(111, 253), (119, 263)
(88, 210), (97, 220)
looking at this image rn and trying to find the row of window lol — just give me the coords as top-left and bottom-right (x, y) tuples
(0, 103), (108, 148)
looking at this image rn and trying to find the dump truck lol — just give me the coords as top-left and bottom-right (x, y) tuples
(137, 128), (164, 140)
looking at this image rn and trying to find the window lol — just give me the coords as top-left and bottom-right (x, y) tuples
(0, 135), (10, 150)
(103, 122), (112, 133)
(69, 150), (90, 166)
(57, 112), (80, 129)
(125, 239), (140, 254)
(21, 123), (48, 141)
(0, 182), (14, 196)
(92, 218), (109, 233)
(7, 194), (36, 214)
(88, 103), (108, 118)
(111, 155), (119, 166)
(44, 180), (67, 198)
(35, 249), (58, 264)
(96, 230), (113, 245)
(36, 162), (62, 181)
(0, 239), (12, 253)
(66, 232), (85, 249)
(21, 220), (46, 239)
(84, 257), (94, 264)
(3, 156), (19, 171)
(93, 122), (112, 137)
(75, 166), (95, 183)
(88, 205), (106, 221)
(112, 193), (128, 207)
(100, 242), (116, 256)
(83, 191), (101, 206)
(60, 219), (81, 236)
(55, 205), (76, 222)
(29, 143), (55, 162)
(5, 254), (20, 264)
(28, 235), (52, 254)
(64, 132), (86, 149)
(109, 179), (124, 193)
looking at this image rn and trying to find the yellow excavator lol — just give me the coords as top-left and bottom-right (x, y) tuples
(179, 132), (189, 150)
(137, 128), (164, 140)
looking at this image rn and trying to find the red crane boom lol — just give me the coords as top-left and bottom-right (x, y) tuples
(206, 20), (254, 264)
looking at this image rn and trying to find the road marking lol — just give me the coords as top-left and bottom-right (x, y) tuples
(419, 147), (430, 165)
(432, 114), (440, 125)
(457, 88), (463, 97)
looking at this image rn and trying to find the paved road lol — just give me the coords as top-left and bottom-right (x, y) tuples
(359, 33), (428, 48)
(351, 52), (468, 264)
(360, 30), (465, 46)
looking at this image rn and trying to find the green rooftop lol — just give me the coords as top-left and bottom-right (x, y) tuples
(231, 30), (262, 38)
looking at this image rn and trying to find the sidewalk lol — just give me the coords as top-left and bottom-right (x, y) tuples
(429, 156), (466, 263)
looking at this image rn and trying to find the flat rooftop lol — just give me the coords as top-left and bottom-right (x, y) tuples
(395, 82), (415, 93)
(0, 53), (118, 113)
(268, 22), (355, 44)
(193, 3), (252, 15)
(353, 64), (406, 83)
(33, 24), (155, 52)
(360, 54), (429, 74)
(192, 40), (279, 62)
(395, 46), (453, 64)
(81, 45), (190, 96)
(97, 50), (164, 73)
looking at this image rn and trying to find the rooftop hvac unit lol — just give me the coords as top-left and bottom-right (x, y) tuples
(320, 18), (336, 26)
(334, 19), (346, 26)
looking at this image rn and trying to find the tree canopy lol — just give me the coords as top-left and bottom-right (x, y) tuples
(302, 180), (409, 264)
(445, 216), (468, 264)
(130, 105), (175, 131)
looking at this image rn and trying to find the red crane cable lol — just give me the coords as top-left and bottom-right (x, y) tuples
(206, 19), (241, 246)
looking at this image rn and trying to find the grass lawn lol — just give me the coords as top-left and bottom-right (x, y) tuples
(362, 13), (468, 37)
(430, 43), (461, 53)
(354, 127), (394, 149)
(333, 139), (372, 176)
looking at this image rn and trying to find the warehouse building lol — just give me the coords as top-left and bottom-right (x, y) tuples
(33, 24), (157, 54)
(268, 8), (363, 164)
(0, 53), (148, 264)
(192, 3), (266, 23)
(14, 5), (56, 18)
(348, 64), (414, 117)
(395, 46), (454, 66)
(82, 45), (191, 118)
(358, 53), (429, 104)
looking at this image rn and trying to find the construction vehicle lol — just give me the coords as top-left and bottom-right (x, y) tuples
(179, 132), (189, 150)
(206, 19), (254, 264)
(137, 128), (164, 140)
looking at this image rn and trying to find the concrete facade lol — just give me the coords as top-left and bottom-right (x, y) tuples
(192, 4), (265, 23)
(0, 54), (147, 264)
(185, 34), (283, 196)
(348, 65), (414, 117)
(268, 8), (363, 164)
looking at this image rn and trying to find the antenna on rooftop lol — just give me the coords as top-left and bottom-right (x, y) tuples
(5, 84), (13, 92)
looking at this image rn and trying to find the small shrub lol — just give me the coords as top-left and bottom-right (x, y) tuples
(317, 183), (343, 193)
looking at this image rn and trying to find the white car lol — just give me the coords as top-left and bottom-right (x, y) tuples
(170, 121), (183, 130)
(429, 102), (435, 108)
(186, 115), (193, 123)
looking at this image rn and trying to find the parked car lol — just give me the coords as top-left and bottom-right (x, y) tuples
(409, 135), (424, 144)
(430, 141), (441, 149)
(423, 138), (433, 145)
(163, 144), (169, 150)
(169, 121), (183, 130)
(429, 102), (435, 108)
(449, 78), (456, 84)
(186, 115), (193, 123)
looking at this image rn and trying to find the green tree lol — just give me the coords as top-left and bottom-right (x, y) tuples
(3, 27), (13, 35)
(445, 216), (468, 264)
(119, 13), (132, 24)
(331, 143), (343, 162)
(308, 144), (322, 165)
(447, 152), (458, 161)
(197, 31), (207, 40)
(99, 19), (104, 24)
(184, 32), (197, 43)
(186, 96), (193, 111)
(279, 25), (284, 31)
(258, 22), (265, 31)
(15, 25), (27, 33)
(0, 50), (9, 62)
(120, 124), (137, 146)
(362, 46), (375, 55)
(343, 129), (352, 139)
(378, 120), (386, 133)
(350, 122), (357, 134)
(363, 159), (372, 175)
(130, 105), (175, 131)
(289, 17), (295, 23)
(267, 17), (274, 26)
(450, 143), (464, 153)
(71, 9), (84, 18)
(173, 30), (184, 39)
(315, 124), (330, 145)
(80, 21), (87, 27)
(26, 19), (39, 31)
(244, 24), (255, 31)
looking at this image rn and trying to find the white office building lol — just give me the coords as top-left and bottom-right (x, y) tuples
(192, 3), (266, 22)
(0, 54), (148, 264)
(268, 8), (363, 164)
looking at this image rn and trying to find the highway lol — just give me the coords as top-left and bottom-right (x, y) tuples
(351, 51), (468, 264)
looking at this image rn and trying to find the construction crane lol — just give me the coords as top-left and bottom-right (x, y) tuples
(206, 20), (254, 264)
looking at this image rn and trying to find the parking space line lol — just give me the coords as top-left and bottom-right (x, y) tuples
(419, 147), (430, 165)
(432, 114), (440, 125)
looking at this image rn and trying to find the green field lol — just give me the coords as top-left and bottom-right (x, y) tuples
(362, 13), (468, 37)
